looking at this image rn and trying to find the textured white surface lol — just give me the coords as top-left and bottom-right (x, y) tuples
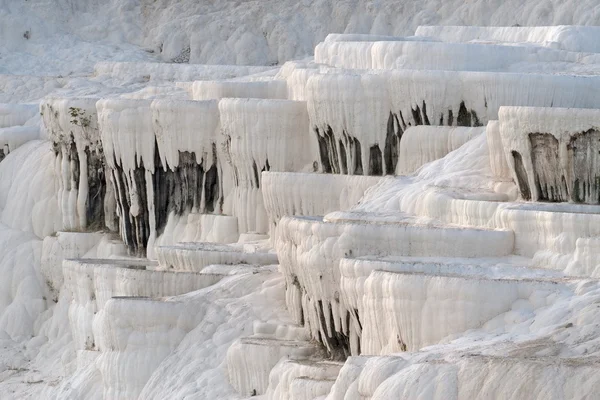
(415, 25), (600, 53)
(219, 98), (312, 233)
(315, 39), (598, 72)
(2, 1), (600, 397)
(397, 126), (483, 174)
(41, 97), (102, 231)
(0, 104), (38, 128)
(499, 106), (600, 203)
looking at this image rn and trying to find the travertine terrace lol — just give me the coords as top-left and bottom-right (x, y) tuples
(2, 13), (600, 400)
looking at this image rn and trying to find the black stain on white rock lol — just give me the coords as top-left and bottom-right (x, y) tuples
(568, 129), (600, 204)
(86, 149), (107, 230)
(530, 133), (569, 202)
(511, 150), (531, 201)
(52, 132), (108, 230)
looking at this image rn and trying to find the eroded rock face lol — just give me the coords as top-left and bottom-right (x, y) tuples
(153, 149), (222, 236)
(97, 98), (230, 255)
(530, 133), (568, 202)
(107, 142), (224, 256)
(511, 150), (531, 200)
(219, 98), (313, 234)
(500, 107), (600, 204)
(42, 98), (112, 231)
(110, 160), (151, 256)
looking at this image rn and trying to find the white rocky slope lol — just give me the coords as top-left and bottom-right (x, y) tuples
(1, 2), (600, 400)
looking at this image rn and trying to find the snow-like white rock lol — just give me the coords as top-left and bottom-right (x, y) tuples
(359, 270), (568, 354)
(156, 242), (278, 272)
(329, 355), (600, 399)
(275, 214), (514, 354)
(64, 257), (222, 353)
(275, 61), (321, 101)
(0, 103), (38, 128)
(0, 140), (62, 237)
(192, 80), (287, 100)
(4, 12), (600, 399)
(95, 297), (197, 400)
(219, 98), (313, 233)
(315, 40), (594, 72)
(151, 99), (221, 171)
(322, 33), (410, 43)
(266, 359), (343, 400)
(486, 120), (512, 180)
(0, 125), (39, 160)
(566, 237), (600, 277)
(339, 255), (563, 354)
(94, 62), (272, 82)
(415, 25), (600, 53)
(262, 172), (383, 232)
(41, 97), (107, 231)
(227, 337), (319, 396)
(97, 98), (155, 173)
(397, 126), (483, 174)
(308, 71), (600, 176)
(152, 212), (239, 251)
(41, 231), (104, 301)
(98, 98), (229, 254)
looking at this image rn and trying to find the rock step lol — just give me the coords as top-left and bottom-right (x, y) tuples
(154, 213), (240, 249)
(414, 25), (600, 54)
(93, 61), (272, 82)
(275, 214), (515, 356)
(192, 79), (287, 100)
(288, 376), (337, 400)
(253, 321), (311, 342)
(266, 359), (344, 400)
(63, 258), (223, 351)
(0, 125), (39, 160)
(156, 242), (278, 272)
(262, 171), (383, 229)
(340, 255), (563, 284)
(0, 103), (38, 128)
(354, 268), (573, 355)
(340, 255), (567, 355)
(330, 354), (600, 399)
(315, 38), (582, 72)
(199, 263), (278, 276)
(227, 336), (324, 397)
(95, 296), (194, 400)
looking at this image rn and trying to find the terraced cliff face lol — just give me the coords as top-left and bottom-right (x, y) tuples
(2, 21), (600, 400)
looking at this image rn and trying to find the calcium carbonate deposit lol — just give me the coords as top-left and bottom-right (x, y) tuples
(1, 0), (600, 399)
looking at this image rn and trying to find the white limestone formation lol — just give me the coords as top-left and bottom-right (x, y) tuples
(397, 126), (483, 174)
(156, 242), (278, 272)
(262, 172), (383, 231)
(275, 214), (514, 355)
(266, 359), (343, 400)
(94, 62), (273, 82)
(415, 25), (600, 53)
(3, 10), (600, 400)
(192, 80), (288, 100)
(330, 355), (600, 399)
(0, 125), (39, 161)
(227, 337), (320, 396)
(315, 39), (597, 72)
(41, 97), (109, 231)
(219, 98), (313, 233)
(0, 103), (38, 128)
